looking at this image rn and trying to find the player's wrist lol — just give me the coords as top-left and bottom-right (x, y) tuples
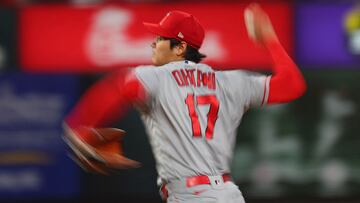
(264, 36), (281, 50)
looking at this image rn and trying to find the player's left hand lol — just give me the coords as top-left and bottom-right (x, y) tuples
(63, 124), (141, 175)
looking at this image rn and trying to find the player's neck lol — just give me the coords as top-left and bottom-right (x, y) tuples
(168, 57), (186, 64)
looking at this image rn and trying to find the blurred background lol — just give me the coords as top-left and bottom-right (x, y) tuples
(0, 0), (360, 202)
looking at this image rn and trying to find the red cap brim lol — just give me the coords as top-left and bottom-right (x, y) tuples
(143, 22), (173, 38)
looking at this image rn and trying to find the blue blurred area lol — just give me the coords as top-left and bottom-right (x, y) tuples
(0, 74), (80, 200)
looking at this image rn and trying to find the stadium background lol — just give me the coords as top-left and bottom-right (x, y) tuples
(0, 0), (359, 202)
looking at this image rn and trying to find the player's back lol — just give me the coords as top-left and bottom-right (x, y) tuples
(135, 60), (268, 182)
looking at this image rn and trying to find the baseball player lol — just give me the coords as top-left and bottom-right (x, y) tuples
(63, 4), (306, 203)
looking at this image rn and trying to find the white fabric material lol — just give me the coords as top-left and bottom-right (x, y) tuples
(134, 61), (268, 182)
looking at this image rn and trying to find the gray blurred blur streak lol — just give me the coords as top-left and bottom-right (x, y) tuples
(314, 91), (356, 196)
(314, 91), (356, 160)
(231, 69), (360, 199)
(232, 105), (305, 197)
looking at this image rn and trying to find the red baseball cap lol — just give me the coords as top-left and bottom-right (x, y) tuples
(143, 10), (205, 49)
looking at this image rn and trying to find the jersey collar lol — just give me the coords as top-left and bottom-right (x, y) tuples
(184, 60), (196, 65)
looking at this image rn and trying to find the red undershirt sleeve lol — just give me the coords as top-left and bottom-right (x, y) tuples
(266, 39), (307, 104)
(64, 69), (147, 128)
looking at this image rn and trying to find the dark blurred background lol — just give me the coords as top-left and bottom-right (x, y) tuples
(0, 0), (360, 202)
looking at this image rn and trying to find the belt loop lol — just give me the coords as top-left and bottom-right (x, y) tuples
(208, 175), (225, 189)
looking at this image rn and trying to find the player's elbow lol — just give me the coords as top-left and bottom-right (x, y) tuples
(289, 77), (307, 100)
(267, 75), (307, 104)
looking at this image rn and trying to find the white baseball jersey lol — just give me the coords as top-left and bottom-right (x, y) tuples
(134, 60), (270, 183)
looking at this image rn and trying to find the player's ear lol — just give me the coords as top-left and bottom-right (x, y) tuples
(175, 41), (187, 57)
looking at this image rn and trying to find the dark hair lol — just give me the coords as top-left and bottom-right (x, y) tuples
(168, 38), (206, 63)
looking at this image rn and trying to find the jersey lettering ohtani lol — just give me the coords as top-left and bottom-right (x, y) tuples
(171, 69), (216, 90)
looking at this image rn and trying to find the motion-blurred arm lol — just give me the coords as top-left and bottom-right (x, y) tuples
(65, 69), (147, 128)
(62, 69), (146, 172)
(245, 3), (306, 104)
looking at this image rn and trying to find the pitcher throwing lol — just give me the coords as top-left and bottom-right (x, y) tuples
(63, 4), (306, 202)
